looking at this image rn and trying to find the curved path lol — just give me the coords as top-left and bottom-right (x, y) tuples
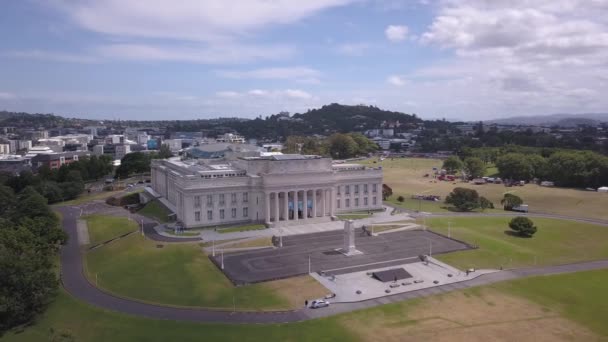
(58, 205), (608, 324)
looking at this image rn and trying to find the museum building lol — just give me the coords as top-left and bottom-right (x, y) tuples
(150, 154), (383, 228)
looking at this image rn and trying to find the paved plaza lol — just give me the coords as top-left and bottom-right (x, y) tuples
(210, 228), (472, 285)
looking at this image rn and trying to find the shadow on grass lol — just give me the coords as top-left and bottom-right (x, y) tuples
(503, 230), (533, 238)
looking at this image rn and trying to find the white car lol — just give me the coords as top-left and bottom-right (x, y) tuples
(310, 299), (330, 309)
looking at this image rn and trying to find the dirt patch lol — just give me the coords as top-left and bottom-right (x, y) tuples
(262, 275), (329, 309)
(341, 288), (599, 342)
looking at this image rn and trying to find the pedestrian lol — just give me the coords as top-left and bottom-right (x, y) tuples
(305, 300), (308, 307)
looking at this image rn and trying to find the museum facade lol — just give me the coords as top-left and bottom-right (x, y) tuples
(151, 154), (383, 228)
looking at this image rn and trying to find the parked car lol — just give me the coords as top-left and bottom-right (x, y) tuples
(310, 299), (330, 309)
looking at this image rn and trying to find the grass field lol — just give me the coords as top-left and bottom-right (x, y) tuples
(336, 213), (372, 220)
(218, 223), (266, 234)
(5, 270), (606, 341)
(360, 157), (608, 220)
(425, 216), (608, 270)
(137, 200), (171, 223)
(84, 233), (326, 310)
(55, 190), (123, 206)
(85, 214), (139, 245)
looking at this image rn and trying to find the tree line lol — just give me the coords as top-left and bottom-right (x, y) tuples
(282, 133), (378, 159)
(2, 155), (114, 204)
(0, 185), (67, 332)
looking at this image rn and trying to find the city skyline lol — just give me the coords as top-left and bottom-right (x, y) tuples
(1, 0), (607, 121)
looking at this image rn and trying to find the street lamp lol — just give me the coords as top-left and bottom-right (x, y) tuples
(448, 221), (452, 238)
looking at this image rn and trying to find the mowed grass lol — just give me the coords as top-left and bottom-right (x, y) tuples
(84, 233), (324, 310)
(86, 214), (139, 245)
(55, 190), (123, 206)
(6, 270), (607, 341)
(426, 216), (608, 270)
(138, 200), (171, 223)
(359, 157), (608, 220)
(218, 223), (266, 234)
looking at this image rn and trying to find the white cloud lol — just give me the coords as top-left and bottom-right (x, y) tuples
(387, 75), (406, 86)
(51, 0), (354, 42)
(284, 89), (313, 99)
(0, 92), (16, 100)
(96, 43), (294, 64)
(220, 89), (313, 100)
(216, 66), (321, 83)
(1, 50), (99, 63)
(335, 43), (370, 56)
(385, 25), (409, 42)
(215, 91), (241, 98)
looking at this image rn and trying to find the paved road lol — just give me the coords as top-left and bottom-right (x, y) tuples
(57, 205), (608, 324)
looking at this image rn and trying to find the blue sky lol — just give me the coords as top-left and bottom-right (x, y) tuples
(0, 0), (607, 121)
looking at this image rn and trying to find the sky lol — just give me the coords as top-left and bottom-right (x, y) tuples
(0, 0), (607, 121)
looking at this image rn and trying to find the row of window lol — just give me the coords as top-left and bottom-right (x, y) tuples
(194, 207), (249, 222)
(194, 192), (249, 208)
(336, 196), (377, 209)
(200, 172), (246, 179)
(337, 183), (378, 196)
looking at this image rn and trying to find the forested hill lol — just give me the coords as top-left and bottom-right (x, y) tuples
(0, 104), (422, 140)
(293, 103), (422, 132)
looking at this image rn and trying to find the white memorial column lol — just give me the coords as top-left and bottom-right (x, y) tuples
(330, 188), (335, 217)
(303, 190), (308, 219)
(321, 189), (326, 217)
(274, 192), (280, 222)
(265, 192), (271, 224)
(312, 189), (317, 218)
(283, 191), (289, 221)
(294, 190), (299, 221)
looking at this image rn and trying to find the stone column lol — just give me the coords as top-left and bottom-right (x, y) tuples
(303, 190), (308, 219)
(274, 192), (279, 222)
(293, 190), (299, 221)
(283, 191), (289, 221)
(312, 189), (317, 218)
(265, 192), (271, 225)
(330, 188), (335, 217)
(321, 189), (326, 217)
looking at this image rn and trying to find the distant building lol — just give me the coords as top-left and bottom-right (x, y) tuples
(114, 144), (131, 160)
(216, 133), (245, 144)
(0, 154), (32, 174)
(0, 144), (10, 154)
(163, 139), (183, 152)
(92, 144), (104, 156)
(31, 151), (91, 170)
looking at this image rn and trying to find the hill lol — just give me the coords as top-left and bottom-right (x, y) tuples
(486, 113), (608, 127)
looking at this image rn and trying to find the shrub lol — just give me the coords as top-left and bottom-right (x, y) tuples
(509, 216), (537, 237)
(397, 195), (405, 203)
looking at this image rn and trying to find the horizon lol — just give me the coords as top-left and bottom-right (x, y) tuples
(1, 1), (607, 121)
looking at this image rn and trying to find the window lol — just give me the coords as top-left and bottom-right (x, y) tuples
(337, 186), (341, 195)
(219, 194), (225, 206)
(231, 208), (237, 218)
(207, 210), (213, 220)
(220, 209), (225, 220)
(364, 197), (368, 206)
(355, 185), (359, 194)
(364, 184), (368, 194)
(355, 198), (359, 207)
(194, 196), (201, 208)
(337, 199), (341, 209)
(243, 207), (248, 217)
(59, 156), (65, 165)
(243, 192), (248, 203)
(195, 211), (201, 222)
(73, 155), (79, 161)
(206, 195), (213, 207)
(346, 198), (350, 207)
(231, 193), (237, 204)
(373, 184), (377, 193)
(345, 185), (350, 195)
(373, 197), (377, 205)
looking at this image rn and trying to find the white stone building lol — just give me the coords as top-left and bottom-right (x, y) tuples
(151, 154), (383, 228)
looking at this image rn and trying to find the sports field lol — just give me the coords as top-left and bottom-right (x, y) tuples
(359, 157), (608, 220)
(5, 270), (607, 341)
(84, 232), (327, 310)
(426, 216), (608, 270)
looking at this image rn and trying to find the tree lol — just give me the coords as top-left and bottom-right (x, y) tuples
(496, 153), (534, 181)
(463, 157), (485, 179)
(115, 152), (152, 179)
(327, 133), (358, 159)
(348, 132), (378, 155)
(445, 187), (480, 211)
(509, 216), (537, 237)
(397, 195), (405, 202)
(157, 144), (173, 159)
(479, 196), (494, 211)
(501, 193), (523, 210)
(442, 156), (463, 174)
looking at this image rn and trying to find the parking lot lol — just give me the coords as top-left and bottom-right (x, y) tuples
(210, 228), (472, 285)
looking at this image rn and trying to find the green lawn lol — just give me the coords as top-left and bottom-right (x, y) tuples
(496, 269), (608, 337)
(86, 214), (139, 245)
(84, 233), (291, 310)
(55, 190), (122, 206)
(427, 216), (608, 270)
(137, 200), (171, 223)
(5, 270), (607, 341)
(218, 223), (266, 234)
